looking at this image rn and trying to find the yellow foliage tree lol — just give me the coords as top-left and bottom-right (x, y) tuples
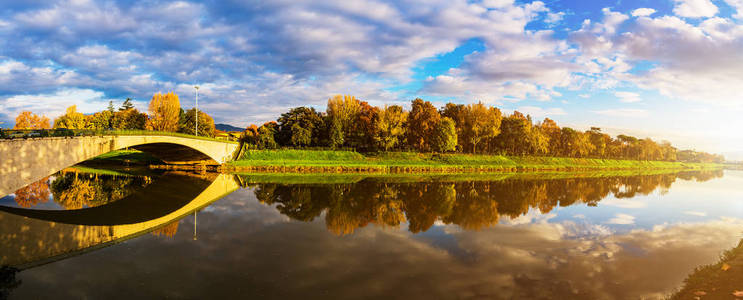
(53, 105), (88, 129)
(14, 111), (50, 129)
(146, 92), (181, 132)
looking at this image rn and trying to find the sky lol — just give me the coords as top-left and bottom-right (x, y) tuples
(0, 0), (742, 158)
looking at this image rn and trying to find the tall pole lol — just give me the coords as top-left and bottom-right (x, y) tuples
(194, 86), (199, 136)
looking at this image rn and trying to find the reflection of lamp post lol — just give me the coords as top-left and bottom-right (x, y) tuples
(193, 210), (197, 241)
(194, 86), (199, 136)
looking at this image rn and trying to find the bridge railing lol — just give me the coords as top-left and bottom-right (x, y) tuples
(0, 129), (239, 143)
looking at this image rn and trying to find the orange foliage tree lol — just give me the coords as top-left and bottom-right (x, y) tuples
(14, 177), (50, 208)
(14, 111), (50, 129)
(146, 92), (181, 132)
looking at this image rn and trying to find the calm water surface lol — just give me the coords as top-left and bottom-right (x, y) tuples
(1, 168), (742, 299)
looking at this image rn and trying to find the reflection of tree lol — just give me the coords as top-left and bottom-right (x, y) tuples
(50, 171), (152, 209)
(151, 221), (180, 238)
(246, 170), (724, 234)
(14, 177), (50, 208)
(671, 238), (743, 299)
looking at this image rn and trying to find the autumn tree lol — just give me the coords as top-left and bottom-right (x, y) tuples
(86, 110), (113, 130)
(14, 111), (50, 129)
(14, 177), (50, 208)
(538, 118), (561, 156)
(463, 102), (501, 154)
(111, 108), (147, 130)
(179, 108), (216, 137)
(348, 101), (379, 150)
(54, 105), (87, 129)
(146, 92), (181, 132)
(326, 95), (361, 147)
(376, 105), (408, 151)
(407, 98), (440, 151)
(119, 98), (134, 111)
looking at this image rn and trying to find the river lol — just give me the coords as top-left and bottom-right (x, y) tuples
(0, 168), (741, 299)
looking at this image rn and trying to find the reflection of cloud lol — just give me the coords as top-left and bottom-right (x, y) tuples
(601, 198), (648, 209)
(607, 213), (636, 224)
(12, 190), (743, 299)
(683, 211), (707, 217)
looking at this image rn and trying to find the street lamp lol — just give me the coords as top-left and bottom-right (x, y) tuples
(194, 85), (199, 136)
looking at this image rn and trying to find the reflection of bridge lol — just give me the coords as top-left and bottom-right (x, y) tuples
(0, 135), (240, 196)
(0, 172), (240, 268)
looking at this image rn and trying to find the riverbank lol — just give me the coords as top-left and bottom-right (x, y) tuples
(222, 149), (721, 173)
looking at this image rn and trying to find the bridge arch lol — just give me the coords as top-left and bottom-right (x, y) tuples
(0, 135), (240, 196)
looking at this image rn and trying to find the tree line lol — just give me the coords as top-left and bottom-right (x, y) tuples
(242, 95), (724, 163)
(10, 92), (217, 137)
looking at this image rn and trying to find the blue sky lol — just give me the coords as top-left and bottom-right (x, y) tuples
(1, 0), (742, 157)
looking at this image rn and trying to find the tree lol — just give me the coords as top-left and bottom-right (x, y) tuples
(538, 118), (561, 156)
(14, 177), (50, 208)
(111, 108), (147, 130)
(179, 108), (215, 137)
(258, 122), (279, 149)
(440, 103), (467, 151)
(348, 101), (379, 150)
(326, 95), (365, 148)
(276, 107), (324, 146)
(290, 123), (311, 146)
(432, 117), (457, 152)
(146, 92), (180, 132)
(107, 101), (116, 112)
(119, 98), (134, 111)
(407, 98), (440, 151)
(53, 105), (87, 129)
(376, 105), (408, 151)
(14, 111), (50, 129)
(463, 102), (501, 154)
(329, 117), (344, 149)
(86, 110), (113, 130)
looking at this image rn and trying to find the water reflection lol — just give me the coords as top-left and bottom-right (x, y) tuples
(1, 168), (739, 299)
(0, 169), (240, 268)
(242, 170), (723, 235)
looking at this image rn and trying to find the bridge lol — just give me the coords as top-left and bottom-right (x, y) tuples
(0, 134), (240, 196)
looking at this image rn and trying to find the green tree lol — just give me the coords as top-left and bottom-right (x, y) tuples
(329, 118), (344, 149)
(276, 107), (324, 146)
(440, 103), (467, 152)
(179, 108), (215, 137)
(432, 117), (457, 152)
(119, 98), (134, 111)
(258, 122), (279, 149)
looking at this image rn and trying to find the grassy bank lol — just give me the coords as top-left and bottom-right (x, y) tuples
(226, 149), (721, 173)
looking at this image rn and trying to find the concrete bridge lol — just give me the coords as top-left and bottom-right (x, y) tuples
(0, 135), (240, 196)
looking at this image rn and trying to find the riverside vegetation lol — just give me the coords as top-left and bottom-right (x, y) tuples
(9, 93), (725, 173)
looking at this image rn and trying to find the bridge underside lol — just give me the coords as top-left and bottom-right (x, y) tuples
(130, 143), (217, 164)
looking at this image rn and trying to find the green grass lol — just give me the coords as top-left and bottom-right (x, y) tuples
(229, 149), (720, 172)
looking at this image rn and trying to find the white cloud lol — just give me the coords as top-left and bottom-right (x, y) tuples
(601, 198), (647, 209)
(631, 8), (656, 17)
(673, 0), (719, 18)
(513, 106), (567, 118)
(607, 213), (635, 225)
(614, 91), (642, 103)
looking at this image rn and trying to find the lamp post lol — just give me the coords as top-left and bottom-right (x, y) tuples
(194, 86), (199, 136)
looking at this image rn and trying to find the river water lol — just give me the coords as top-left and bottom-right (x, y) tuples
(0, 168), (741, 299)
